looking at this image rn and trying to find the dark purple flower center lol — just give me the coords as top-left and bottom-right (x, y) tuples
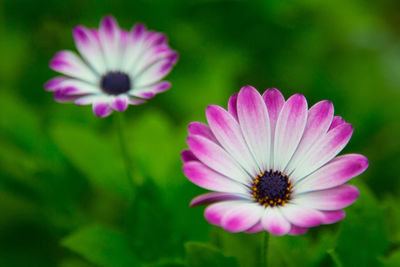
(101, 71), (131, 95)
(252, 170), (292, 207)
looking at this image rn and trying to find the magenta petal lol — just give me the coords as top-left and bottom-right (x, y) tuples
(190, 192), (249, 207)
(245, 222), (264, 233)
(134, 59), (174, 87)
(100, 15), (119, 36)
(181, 150), (198, 163)
(131, 81), (171, 99)
(293, 185), (359, 211)
(288, 225), (308, 235)
(92, 102), (112, 117)
(73, 25), (105, 74)
(110, 96), (128, 112)
(281, 204), (325, 228)
(274, 94), (308, 171)
(204, 201), (241, 226)
(285, 100), (334, 174)
(322, 210), (346, 224)
(54, 87), (81, 102)
(290, 123), (354, 182)
(132, 23), (146, 40)
(237, 86), (272, 171)
(188, 122), (219, 144)
(187, 135), (250, 184)
(221, 203), (264, 232)
(183, 161), (248, 194)
(206, 105), (258, 175)
(295, 154), (368, 193)
(227, 93), (238, 121)
(50, 51), (97, 82)
(329, 116), (345, 131)
(99, 15), (121, 70)
(261, 208), (291, 236)
(44, 77), (67, 91)
(262, 88), (285, 137)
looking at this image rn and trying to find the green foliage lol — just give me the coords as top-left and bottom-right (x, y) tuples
(1, 0), (400, 266)
(184, 241), (239, 267)
(335, 182), (389, 266)
(62, 225), (141, 267)
(50, 122), (131, 199)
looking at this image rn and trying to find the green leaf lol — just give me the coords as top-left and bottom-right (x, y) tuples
(382, 196), (400, 244)
(126, 109), (185, 189)
(216, 230), (261, 267)
(62, 225), (140, 267)
(125, 179), (176, 262)
(0, 91), (62, 166)
(381, 249), (400, 267)
(335, 182), (389, 266)
(184, 241), (239, 267)
(50, 122), (131, 198)
(267, 231), (336, 267)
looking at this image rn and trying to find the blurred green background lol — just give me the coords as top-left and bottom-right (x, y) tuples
(1, 0), (400, 266)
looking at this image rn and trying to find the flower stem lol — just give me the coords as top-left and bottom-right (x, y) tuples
(114, 112), (136, 195)
(260, 231), (269, 267)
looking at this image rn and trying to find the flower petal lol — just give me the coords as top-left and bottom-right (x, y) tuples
(188, 122), (219, 144)
(50, 50), (98, 83)
(73, 25), (106, 74)
(92, 101), (112, 117)
(130, 81), (171, 99)
(245, 222), (264, 233)
(261, 207), (291, 236)
(262, 88), (285, 134)
(132, 46), (177, 77)
(99, 15), (121, 70)
(285, 100), (334, 175)
(274, 94), (308, 171)
(322, 210), (346, 224)
(54, 87), (82, 102)
(110, 95), (128, 112)
(292, 185), (359, 211)
(190, 192), (250, 207)
(187, 135), (251, 184)
(133, 58), (174, 87)
(294, 154), (368, 193)
(51, 78), (100, 94)
(181, 149), (198, 163)
(290, 123), (354, 183)
(221, 203), (264, 232)
(288, 225), (308, 235)
(237, 86), (272, 171)
(204, 201), (244, 226)
(44, 77), (67, 91)
(75, 95), (105, 106)
(227, 93), (238, 121)
(206, 105), (259, 175)
(281, 204), (325, 228)
(329, 116), (345, 131)
(127, 96), (146, 105)
(183, 161), (249, 194)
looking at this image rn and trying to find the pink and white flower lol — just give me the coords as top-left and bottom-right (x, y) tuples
(182, 86), (368, 236)
(45, 15), (178, 117)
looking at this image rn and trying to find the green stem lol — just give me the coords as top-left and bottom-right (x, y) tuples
(114, 112), (136, 195)
(260, 231), (269, 267)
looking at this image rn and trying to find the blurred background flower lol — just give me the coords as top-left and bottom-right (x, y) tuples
(46, 15), (178, 117)
(0, 0), (399, 266)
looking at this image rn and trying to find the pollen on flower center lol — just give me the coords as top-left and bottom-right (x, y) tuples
(101, 71), (131, 95)
(252, 170), (292, 207)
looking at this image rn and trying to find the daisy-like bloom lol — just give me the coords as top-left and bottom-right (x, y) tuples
(45, 15), (178, 117)
(181, 86), (368, 235)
